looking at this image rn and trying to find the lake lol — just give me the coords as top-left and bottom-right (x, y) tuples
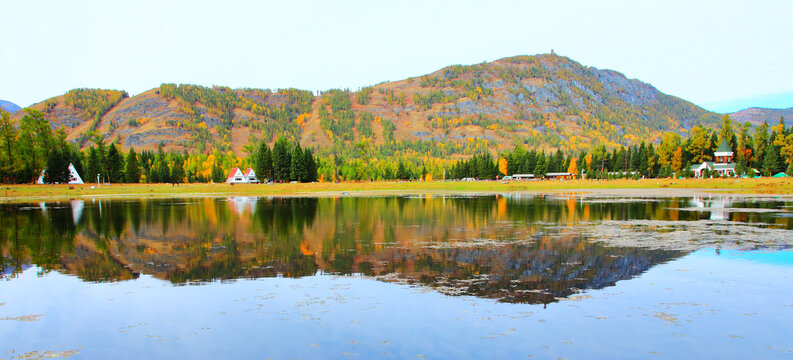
(1, 194), (792, 359)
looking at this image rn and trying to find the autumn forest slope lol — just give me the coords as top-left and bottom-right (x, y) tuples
(15, 53), (723, 160)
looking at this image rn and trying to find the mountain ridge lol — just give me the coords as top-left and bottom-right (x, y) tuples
(14, 53), (723, 158)
(0, 100), (21, 113)
(729, 107), (793, 126)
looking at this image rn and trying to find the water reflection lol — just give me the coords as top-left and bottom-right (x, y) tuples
(1, 195), (790, 304)
(690, 196), (730, 220)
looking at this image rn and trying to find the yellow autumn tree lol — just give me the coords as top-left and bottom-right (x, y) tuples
(672, 146), (683, 174)
(498, 157), (508, 175)
(686, 126), (712, 163)
(567, 157), (578, 177)
(657, 132), (682, 168)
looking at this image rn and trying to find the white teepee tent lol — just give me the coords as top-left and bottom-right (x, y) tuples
(36, 163), (84, 184)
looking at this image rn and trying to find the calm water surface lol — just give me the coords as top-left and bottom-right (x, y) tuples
(1, 194), (792, 359)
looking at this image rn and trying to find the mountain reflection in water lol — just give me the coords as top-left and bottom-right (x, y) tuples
(4, 194), (787, 304)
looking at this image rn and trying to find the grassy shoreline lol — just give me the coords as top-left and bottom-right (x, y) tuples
(1, 178), (792, 203)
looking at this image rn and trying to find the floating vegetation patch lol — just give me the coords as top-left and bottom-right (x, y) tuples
(9, 349), (80, 359)
(576, 219), (793, 250)
(0, 314), (43, 322)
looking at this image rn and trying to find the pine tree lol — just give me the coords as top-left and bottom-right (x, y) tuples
(290, 143), (305, 182)
(396, 161), (409, 180)
(125, 148), (141, 183)
(524, 151), (537, 174)
(709, 131), (719, 153)
(272, 137), (291, 182)
(533, 153), (547, 177)
(254, 141), (271, 182)
(721, 114), (736, 142)
(45, 146), (69, 183)
(553, 149), (565, 173)
(170, 156), (185, 183)
(70, 148), (84, 181)
(149, 162), (160, 183)
(86, 146), (103, 183)
(303, 148), (317, 182)
(646, 143), (657, 177)
(0, 109), (18, 183)
(763, 142), (779, 176)
(106, 143), (125, 183)
(211, 162), (225, 183)
(754, 121), (769, 167)
(263, 147), (273, 181)
(154, 146), (169, 183)
(157, 156), (170, 183)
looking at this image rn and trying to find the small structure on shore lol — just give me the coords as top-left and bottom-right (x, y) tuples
(243, 168), (259, 183)
(690, 140), (737, 178)
(512, 174), (535, 180)
(36, 163), (84, 184)
(545, 172), (573, 180)
(225, 168), (258, 183)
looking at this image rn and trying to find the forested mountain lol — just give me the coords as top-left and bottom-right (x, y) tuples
(729, 107), (793, 126)
(14, 53), (785, 184)
(14, 54), (721, 159)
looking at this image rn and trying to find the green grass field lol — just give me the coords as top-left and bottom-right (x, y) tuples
(1, 177), (792, 203)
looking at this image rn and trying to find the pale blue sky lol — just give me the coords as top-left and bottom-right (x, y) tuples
(2, 0), (791, 113)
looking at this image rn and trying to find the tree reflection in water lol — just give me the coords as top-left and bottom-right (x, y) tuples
(1, 195), (789, 304)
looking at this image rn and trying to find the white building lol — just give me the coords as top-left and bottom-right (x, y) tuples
(690, 140), (737, 178)
(225, 168), (258, 183)
(512, 174), (536, 180)
(243, 168), (258, 183)
(36, 163), (85, 184)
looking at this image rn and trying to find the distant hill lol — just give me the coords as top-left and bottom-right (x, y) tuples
(729, 107), (793, 126)
(0, 100), (21, 113)
(14, 54), (722, 158)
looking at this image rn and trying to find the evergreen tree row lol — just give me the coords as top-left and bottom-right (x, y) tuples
(253, 137), (317, 183)
(2, 108), (792, 185)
